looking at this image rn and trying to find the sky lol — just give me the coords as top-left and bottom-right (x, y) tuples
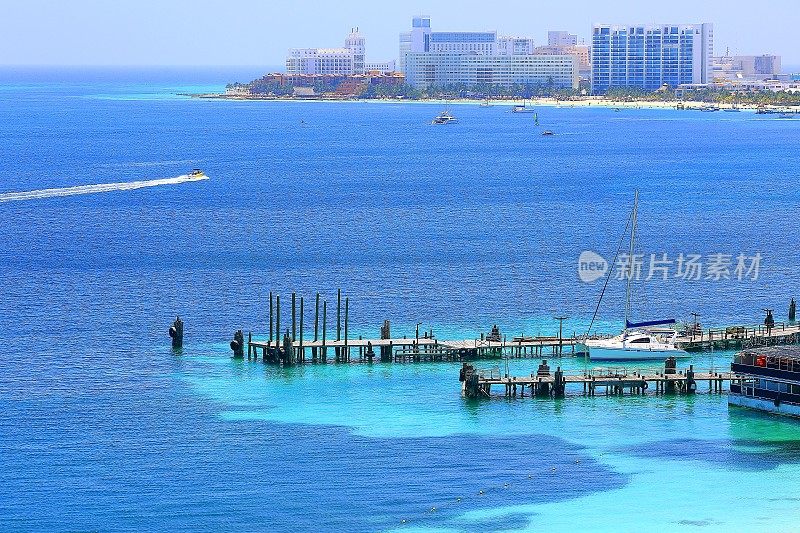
(0, 0), (798, 68)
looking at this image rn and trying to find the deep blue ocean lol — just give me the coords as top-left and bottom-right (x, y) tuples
(2, 67), (800, 532)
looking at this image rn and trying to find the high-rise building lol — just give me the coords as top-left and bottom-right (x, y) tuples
(399, 17), (577, 89)
(285, 48), (354, 76)
(286, 28), (372, 76)
(591, 23), (713, 94)
(345, 28), (366, 74)
(399, 16), (432, 72)
(365, 60), (397, 73)
(548, 31), (577, 47)
(404, 53), (578, 89)
(535, 44), (591, 79)
(714, 53), (781, 80)
(497, 36), (536, 56)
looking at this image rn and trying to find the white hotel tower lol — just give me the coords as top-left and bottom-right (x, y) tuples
(286, 28), (366, 76)
(400, 16), (578, 90)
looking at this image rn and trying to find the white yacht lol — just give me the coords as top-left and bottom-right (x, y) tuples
(432, 110), (458, 124)
(511, 100), (536, 113)
(585, 323), (690, 361)
(583, 191), (690, 361)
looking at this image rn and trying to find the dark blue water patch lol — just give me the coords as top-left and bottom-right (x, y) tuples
(675, 518), (720, 527)
(622, 437), (800, 471)
(457, 511), (539, 531)
(0, 378), (626, 533)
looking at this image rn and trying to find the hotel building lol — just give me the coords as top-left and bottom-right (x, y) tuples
(713, 53), (782, 80)
(548, 31), (577, 47)
(287, 28), (392, 76)
(400, 17), (578, 90)
(591, 23), (713, 94)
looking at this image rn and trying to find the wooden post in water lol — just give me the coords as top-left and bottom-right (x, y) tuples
(299, 296), (304, 363)
(313, 292), (320, 361)
(321, 300), (327, 363)
(276, 295), (281, 355)
(269, 291), (273, 345)
(344, 297), (349, 362)
(292, 292), (297, 343)
(336, 289), (342, 362)
(169, 316), (184, 349)
(337, 289), (342, 340)
(380, 320), (391, 362)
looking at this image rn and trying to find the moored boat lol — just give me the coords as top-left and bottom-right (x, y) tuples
(730, 346), (800, 417)
(431, 110), (458, 125)
(512, 100), (536, 113)
(583, 191), (690, 361)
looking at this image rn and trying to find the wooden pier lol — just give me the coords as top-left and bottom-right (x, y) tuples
(246, 335), (584, 364)
(207, 289), (800, 366)
(677, 322), (800, 352)
(460, 360), (733, 399)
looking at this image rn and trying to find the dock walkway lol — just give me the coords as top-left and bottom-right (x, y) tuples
(461, 362), (733, 399)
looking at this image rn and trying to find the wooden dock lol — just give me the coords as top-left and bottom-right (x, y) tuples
(677, 322), (800, 352)
(210, 289), (800, 365)
(460, 361), (733, 399)
(246, 335), (584, 364)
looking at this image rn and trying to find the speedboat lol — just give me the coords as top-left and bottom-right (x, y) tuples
(541, 130), (555, 136)
(188, 169), (205, 177)
(432, 110), (458, 125)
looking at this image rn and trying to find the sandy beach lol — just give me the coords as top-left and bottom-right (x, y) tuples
(198, 92), (780, 112)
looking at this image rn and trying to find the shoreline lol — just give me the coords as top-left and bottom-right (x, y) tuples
(188, 93), (796, 112)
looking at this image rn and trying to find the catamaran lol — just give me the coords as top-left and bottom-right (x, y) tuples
(431, 110), (458, 125)
(583, 191), (690, 361)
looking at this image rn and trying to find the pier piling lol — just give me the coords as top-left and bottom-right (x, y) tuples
(344, 297), (349, 362)
(230, 330), (244, 358)
(299, 296), (304, 363)
(275, 295), (281, 354)
(269, 291), (274, 345)
(169, 316), (184, 349)
(313, 292), (320, 361)
(292, 293), (297, 343)
(322, 300), (327, 363)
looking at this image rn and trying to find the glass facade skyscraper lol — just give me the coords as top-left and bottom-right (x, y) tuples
(591, 24), (713, 95)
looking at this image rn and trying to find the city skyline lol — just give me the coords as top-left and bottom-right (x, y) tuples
(1, 0), (798, 67)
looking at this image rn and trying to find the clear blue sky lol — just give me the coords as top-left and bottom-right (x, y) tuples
(1, 0), (797, 67)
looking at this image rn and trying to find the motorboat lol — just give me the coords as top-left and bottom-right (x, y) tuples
(432, 110), (458, 125)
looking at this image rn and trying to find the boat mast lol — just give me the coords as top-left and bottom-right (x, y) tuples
(624, 190), (639, 336)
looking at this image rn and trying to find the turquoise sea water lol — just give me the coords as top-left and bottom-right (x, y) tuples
(2, 68), (800, 532)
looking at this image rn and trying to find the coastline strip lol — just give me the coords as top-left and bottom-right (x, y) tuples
(0, 174), (209, 202)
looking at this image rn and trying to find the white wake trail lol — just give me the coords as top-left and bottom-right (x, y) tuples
(0, 174), (210, 202)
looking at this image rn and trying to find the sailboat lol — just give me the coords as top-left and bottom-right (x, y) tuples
(584, 191), (690, 361)
(512, 99), (536, 113)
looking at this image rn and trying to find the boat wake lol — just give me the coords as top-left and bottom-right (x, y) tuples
(0, 174), (209, 203)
